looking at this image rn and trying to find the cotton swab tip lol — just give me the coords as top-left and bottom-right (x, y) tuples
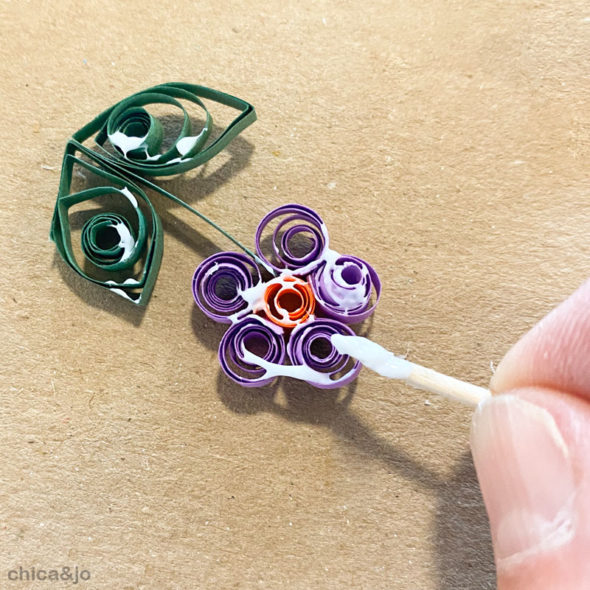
(330, 334), (413, 379)
(330, 334), (491, 407)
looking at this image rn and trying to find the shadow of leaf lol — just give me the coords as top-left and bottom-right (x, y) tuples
(52, 251), (146, 326)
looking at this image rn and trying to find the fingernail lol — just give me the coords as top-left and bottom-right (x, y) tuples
(471, 395), (576, 570)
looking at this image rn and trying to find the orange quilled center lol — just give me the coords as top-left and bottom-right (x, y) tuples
(263, 276), (315, 329)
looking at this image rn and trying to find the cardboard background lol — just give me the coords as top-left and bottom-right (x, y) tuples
(1, 1), (588, 588)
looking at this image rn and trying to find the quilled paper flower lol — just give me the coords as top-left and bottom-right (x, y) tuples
(192, 204), (381, 388)
(51, 82), (257, 305)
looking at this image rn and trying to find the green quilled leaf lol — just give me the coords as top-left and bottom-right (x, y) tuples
(50, 82), (258, 305)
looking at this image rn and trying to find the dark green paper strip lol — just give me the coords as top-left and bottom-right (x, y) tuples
(50, 82), (259, 305)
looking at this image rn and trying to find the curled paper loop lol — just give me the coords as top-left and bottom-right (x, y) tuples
(103, 88), (211, 170)
(262, 275), (315, 329)
(255, 204), (328, 273)
(218, 317), (286, 387)
(287, 319), (361, 388)
(192, 252), (261, 323)
(108, 106), (165, 160)
(81, 213), (138, 268)
(89, 82), (254, 177)
(310, 255), (381, 324)
(51, 157), (162, 304)
(79, 187), (147, 271)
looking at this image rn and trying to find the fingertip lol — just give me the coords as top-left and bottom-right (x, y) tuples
(471, 388), (590, 589)
(490, 278), (590, 398)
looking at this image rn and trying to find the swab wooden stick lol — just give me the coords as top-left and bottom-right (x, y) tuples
(330, 334), (491, 407)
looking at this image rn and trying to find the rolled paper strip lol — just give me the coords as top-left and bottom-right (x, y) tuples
(104, 89), (210, 167)
(50, 154), (162, 304)
(310, 255), (381, 324)
(262, 275), (315, 329)
(255, 204), (329, 273)
(81, 209), (145, 270)
(108, 106), (164, 160)
(192, 252), (262, 323)
(85, 82), (256, 177)
(287, 319), (361, 388)
(218, 316), (286, 387)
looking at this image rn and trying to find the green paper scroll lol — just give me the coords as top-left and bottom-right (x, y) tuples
(51, 150), (163, 304)
(50, 82), (257, 305)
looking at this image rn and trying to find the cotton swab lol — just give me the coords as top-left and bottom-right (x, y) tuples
(330, 334), (491, 407)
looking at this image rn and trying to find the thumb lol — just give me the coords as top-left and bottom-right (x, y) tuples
(470, 279), (590, 590)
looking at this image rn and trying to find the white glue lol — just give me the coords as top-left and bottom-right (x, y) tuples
(331, 334), (490, 406)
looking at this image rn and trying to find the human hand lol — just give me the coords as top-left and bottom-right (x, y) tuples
(471, 279), (590, 589)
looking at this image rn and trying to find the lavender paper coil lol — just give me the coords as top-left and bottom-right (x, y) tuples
(287, 319), (361, 388)
(218, 316), (285, 387)
(310, 255), (381, 324)
(255, 204), (328, 273)
(192, 251), (261, 323)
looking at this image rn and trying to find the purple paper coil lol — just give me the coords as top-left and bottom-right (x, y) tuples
(218, 316), (285, 387)
(255, 204), (328, 273)
(310, 255), (381, 324)
(287, 319), (361, 389)
(192, 252), (261, 323)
